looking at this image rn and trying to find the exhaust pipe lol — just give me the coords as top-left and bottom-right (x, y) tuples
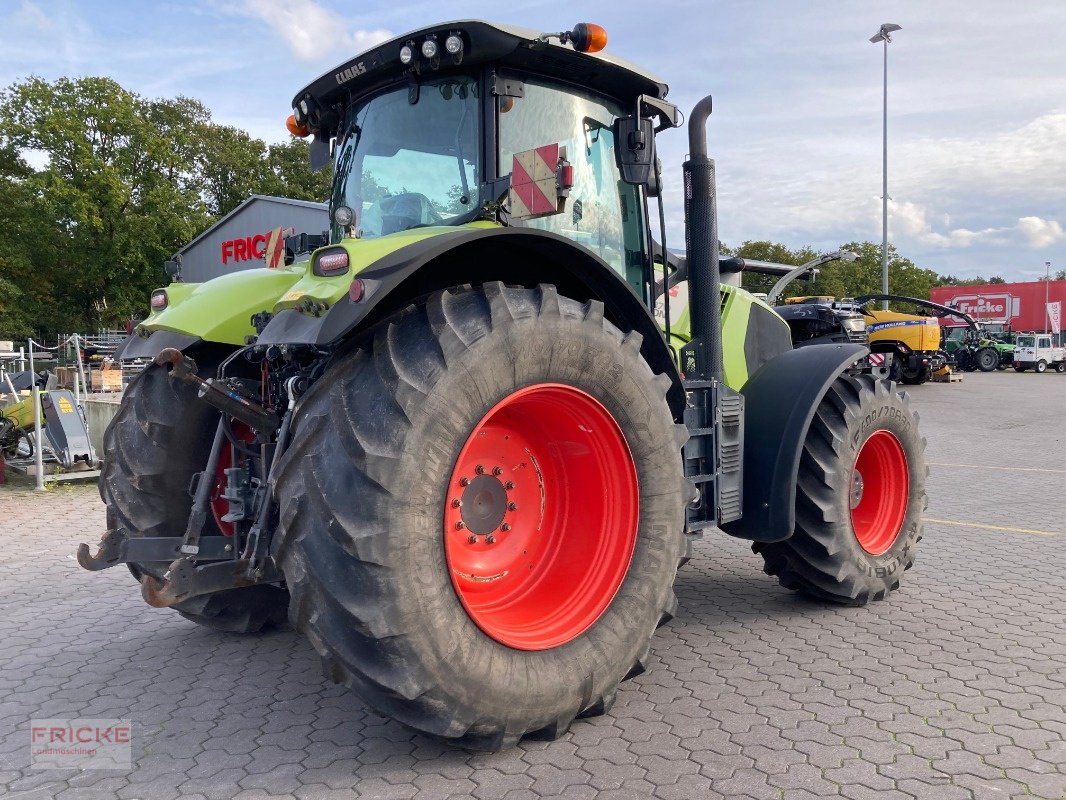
(682, 95), (724, 383)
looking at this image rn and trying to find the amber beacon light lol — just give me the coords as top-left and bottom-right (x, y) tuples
(570, 23), (608, 53)
(286, 114), (310, 138)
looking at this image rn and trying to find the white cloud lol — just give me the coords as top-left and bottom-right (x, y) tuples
(16, 0), (51, 30)
(1017, 216), (1064, 248)
(239, 0), (391, 62)
(886, 200), (1062, 251)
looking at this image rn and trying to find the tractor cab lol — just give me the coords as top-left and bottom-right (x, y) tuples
(290, 21), (676, 296)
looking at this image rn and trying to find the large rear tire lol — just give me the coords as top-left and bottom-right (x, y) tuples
(272, 283), (687, 749)
(755, 375), (926, 605)
(100, 360), (290, 632)
(976, 347), (998, 372)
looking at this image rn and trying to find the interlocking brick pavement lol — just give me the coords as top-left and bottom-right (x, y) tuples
(1, 370), (1063, 799)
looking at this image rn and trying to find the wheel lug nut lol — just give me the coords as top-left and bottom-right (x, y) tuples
(486, 534), (496, 544)
(455, 521), (465, 530)
(459, 477), (470, 486)
(475, 464), (485, 475)
(507, 502), (518, 511)
(504, 481), (515, 490)
(500, 523), (511, 532)
(451, 499), (462, 508)
(468, 534), (478, 544)
(492, 466), (503, 476)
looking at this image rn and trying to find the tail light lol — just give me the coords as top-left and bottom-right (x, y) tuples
(314, 249), (350, 276)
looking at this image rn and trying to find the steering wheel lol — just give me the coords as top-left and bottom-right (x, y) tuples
(367, 193), (445, 236)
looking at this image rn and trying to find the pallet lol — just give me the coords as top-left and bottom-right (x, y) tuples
(931, 368), (962, 383)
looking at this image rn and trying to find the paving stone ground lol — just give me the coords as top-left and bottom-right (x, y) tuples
(1, 370), (1064, 799)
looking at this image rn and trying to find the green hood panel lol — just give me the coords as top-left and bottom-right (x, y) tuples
(141, 267), (304, 345)
(138, 223), (498, 346)
(272, 223), (496, 312)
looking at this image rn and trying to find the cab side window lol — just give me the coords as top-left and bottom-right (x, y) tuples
(498, 81), (645, 291)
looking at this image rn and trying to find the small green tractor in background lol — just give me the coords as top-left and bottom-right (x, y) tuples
(941, 318), (1014, 372)
(81, 20), (925, 749)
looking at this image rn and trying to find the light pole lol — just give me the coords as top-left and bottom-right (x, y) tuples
(1046, 261), (1052, 335)
(870, 23), (901, 311)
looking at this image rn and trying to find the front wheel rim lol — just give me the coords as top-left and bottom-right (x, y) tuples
(850, 430), (910, 555)
(443, 383), (639, 651)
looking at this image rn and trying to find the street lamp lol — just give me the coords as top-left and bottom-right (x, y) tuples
(870, 22), (902, 311)
(1046, 261), (1052, 335)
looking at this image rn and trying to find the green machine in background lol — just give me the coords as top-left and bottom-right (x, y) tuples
(1, 372), (97, 470)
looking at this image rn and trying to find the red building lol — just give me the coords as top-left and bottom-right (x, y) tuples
(930, 280), (1066, 338)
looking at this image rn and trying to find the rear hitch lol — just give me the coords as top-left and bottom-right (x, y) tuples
(140, 556), (282, 608)
(77, 529), (127, 571)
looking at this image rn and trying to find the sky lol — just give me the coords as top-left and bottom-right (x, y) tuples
(3, 0), (1065, 282)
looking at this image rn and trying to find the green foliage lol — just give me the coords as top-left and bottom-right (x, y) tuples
(0, 76), (329, 340)
(733, 239), (945, 307)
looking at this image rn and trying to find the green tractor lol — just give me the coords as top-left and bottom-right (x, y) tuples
(940, 311), (1014, 372)
(80, 20), (926, 749)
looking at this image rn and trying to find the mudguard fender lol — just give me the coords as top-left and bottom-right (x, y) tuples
(115, 330), (201, 361)
(718, 343), (867, 543)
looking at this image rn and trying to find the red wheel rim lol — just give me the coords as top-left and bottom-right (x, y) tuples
(210, 421), (255, 536)
(850, 430), (909, 555)
(443, 383), (639, 650)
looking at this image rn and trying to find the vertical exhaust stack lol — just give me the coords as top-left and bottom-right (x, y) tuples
(681, 95), (744, 531)
(682, 96), (723, 382)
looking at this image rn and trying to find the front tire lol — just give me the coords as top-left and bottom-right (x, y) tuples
(100, 360), (290, 632)
(1036, 360), (1048, 373)
(755, 375), (926, 605)
(900, 364), (931, 385)
(272, 284), (687, 749)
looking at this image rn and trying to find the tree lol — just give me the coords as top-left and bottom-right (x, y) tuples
(0, 76), (216, 336)
(730, 240), (941, 303)
(195, 123), (271, 217)
(263, 138), (331, 203)
(0, 76), (333, 340)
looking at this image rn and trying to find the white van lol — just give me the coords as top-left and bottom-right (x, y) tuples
(1013, 334), (1065, 373)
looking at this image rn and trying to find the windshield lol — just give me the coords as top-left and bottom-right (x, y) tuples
(1016, 335), (1035, 347)
(330, 74), (480, 241)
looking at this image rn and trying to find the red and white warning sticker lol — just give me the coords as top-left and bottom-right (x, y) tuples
(509, 144), (566, 220)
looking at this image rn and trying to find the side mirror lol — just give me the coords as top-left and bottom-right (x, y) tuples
(614, 116), (655, 187)
(163, 259), (182, 282)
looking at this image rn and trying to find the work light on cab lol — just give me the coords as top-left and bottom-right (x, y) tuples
(333, 205), (354, 228)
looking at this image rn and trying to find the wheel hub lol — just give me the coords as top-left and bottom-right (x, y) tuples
(457, 473), (509, 535)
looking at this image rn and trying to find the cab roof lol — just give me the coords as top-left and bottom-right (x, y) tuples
(292, 20), (669, 117)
